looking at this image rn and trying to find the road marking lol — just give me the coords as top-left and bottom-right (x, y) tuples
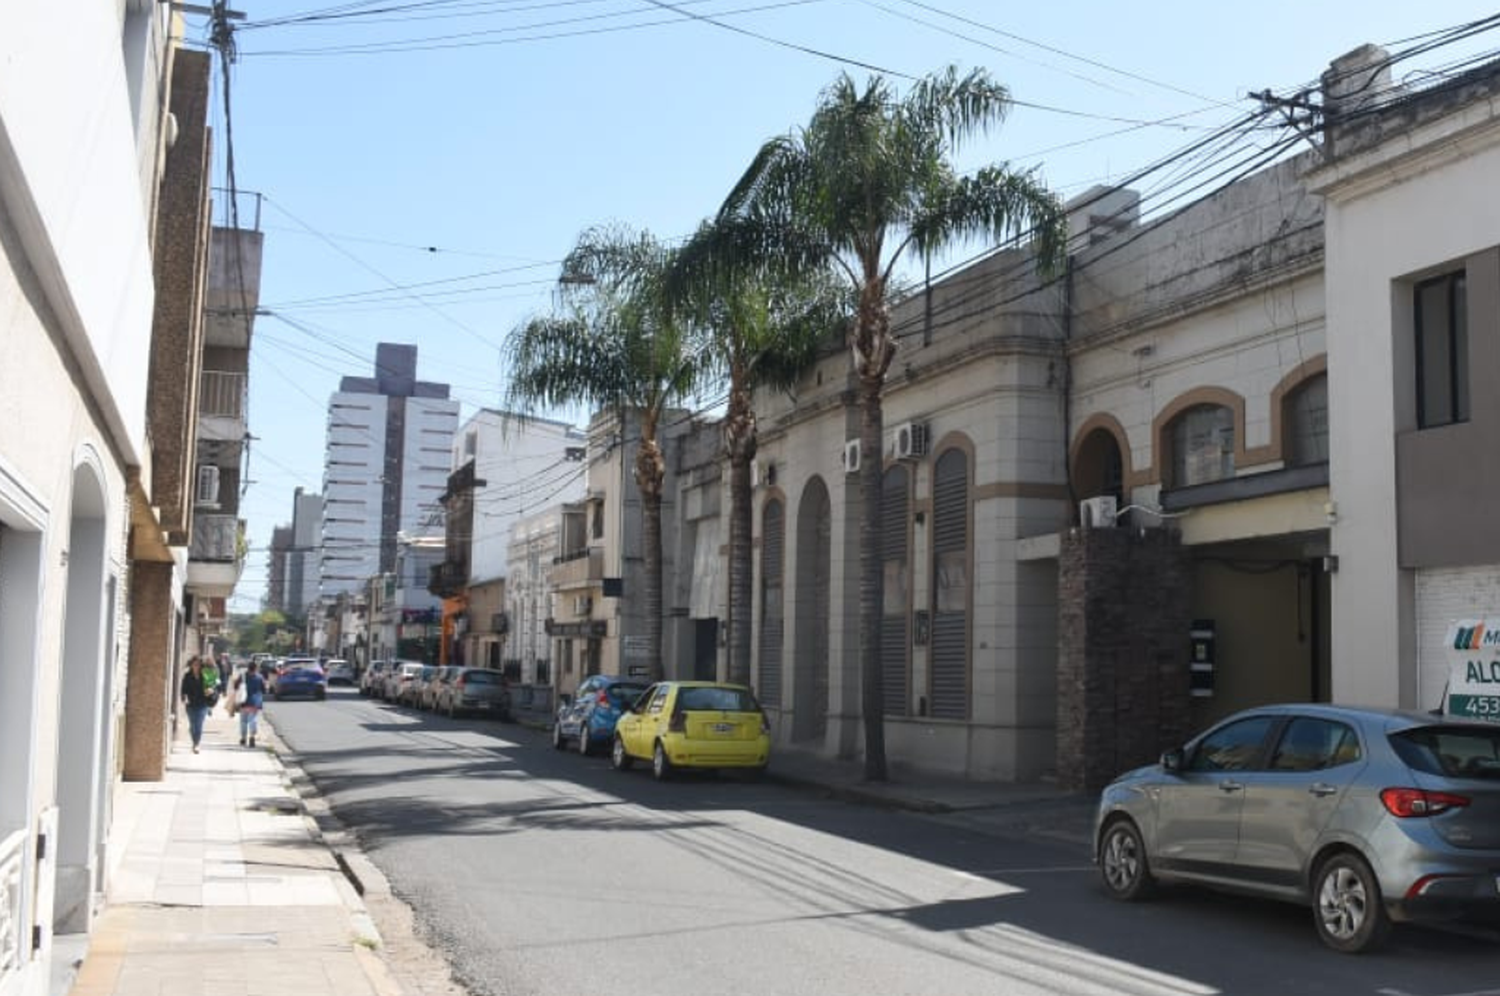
(1379, 989), (1500, 996)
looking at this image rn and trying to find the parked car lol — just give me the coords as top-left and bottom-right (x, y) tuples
(611, 681), (769, 780)
(360, 660), (389, 697)
(401, 665), (435, 707)
(554, 675), (651, 755)
(421, 666), (460, 711)
(273, 661), (327, 701)
(1095, 703), (1500, 953)
(383, 662), (424, 704)
(325, 659), (355, 686)
(435, 667), (511, 719)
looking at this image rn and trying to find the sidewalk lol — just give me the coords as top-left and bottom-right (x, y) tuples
(70, 709), (404, 996)
(510, 702), (1099, 851)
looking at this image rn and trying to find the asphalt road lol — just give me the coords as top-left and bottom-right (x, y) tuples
(268, 687), (1500, 996)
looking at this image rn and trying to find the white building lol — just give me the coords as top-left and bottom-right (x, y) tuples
(1, 3), (222, 991)
(320, 342), (457, 597)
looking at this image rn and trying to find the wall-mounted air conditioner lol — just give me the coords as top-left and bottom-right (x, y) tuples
(195, 465), (220, 507)
(841, 439), (861, 474)
(1079, 495), (1118, 528)
(751, 459), (776, 489)
(892, 421), (929, 460)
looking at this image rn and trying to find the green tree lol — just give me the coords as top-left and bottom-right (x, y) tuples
(671, 217), (848, 688)
(719, 66), (1067, 779)
(503, 224), (701, 681)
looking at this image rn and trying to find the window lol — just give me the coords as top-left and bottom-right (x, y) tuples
(759, 499), (785, 708)
(1270, 718), (1359, 771)
(1170, 405), (1235, 487)
(880, 466), (910, 717)
(195, 465), (220, 506)
(1415, 271), (1469, 429)
(1187, 715), (1276, 772)
(930, 449), (970, 721)
(1285, 375), (1328, 467)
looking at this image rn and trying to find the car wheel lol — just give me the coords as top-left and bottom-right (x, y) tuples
(1313, 852), (1391, 953)
(652, 741), (672, 781)
(576, 725), (593, 757)
(1099, 818), (1155, 901)
(552, 723), (566, 750)
(611, 735), (633, 771)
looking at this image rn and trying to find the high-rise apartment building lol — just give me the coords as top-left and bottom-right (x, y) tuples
(320, 343), (458, 597)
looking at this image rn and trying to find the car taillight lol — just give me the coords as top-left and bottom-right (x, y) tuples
(1380, 787), (1470, 817)
(760, 711), (770, 734)
(455, 677), (465, 690)
(597, 690), (612, 708)
(668, 708), (686, 733)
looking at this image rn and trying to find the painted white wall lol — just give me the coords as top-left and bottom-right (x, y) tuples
(1312, 115), (1500, 707)
(460, 411), (585, 584)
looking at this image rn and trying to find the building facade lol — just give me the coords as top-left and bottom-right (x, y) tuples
(320, 342), (457, 598)
(0, 3), (227, 990)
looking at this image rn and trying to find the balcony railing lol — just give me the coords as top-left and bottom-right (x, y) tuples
(190, 513), (241, 563)
(200, 370), (246, 420)
(549, 547), (603, 588)
(428, 560), (467, 598)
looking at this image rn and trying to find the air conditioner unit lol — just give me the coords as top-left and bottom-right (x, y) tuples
(892, 421), (929, 460)
(751, 459), (775, 489)
(195, 465), (220, 507)
(841, 439), (861, 474)
(574, 595), (593, 615)
(1079, 495), (1118, 528)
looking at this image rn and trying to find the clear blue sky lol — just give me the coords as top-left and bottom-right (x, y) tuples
(196, 1), (1497, 612)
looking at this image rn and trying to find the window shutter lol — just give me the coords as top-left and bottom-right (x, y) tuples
(195, 465), (221, 507)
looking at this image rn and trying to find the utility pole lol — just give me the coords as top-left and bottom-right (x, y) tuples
(1250, 89), (1325, 157)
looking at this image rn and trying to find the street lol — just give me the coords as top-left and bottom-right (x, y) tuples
(267, 688), (1500, 996)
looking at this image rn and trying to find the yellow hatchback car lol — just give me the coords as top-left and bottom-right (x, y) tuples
(611, 681), (770, 780)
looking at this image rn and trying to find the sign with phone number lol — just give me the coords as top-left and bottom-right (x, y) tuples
(1448, 694), (1500, 719)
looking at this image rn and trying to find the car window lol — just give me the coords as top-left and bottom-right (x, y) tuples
(646, 686), (669, 714)
(1187, 716), (1277, 772)
(678, 686), (758, 712)
(464, 670), (499, 685)
(1391, 725), (1500, 779)
(1270, 718), (1361, 772)
(607, 682), (649, 704)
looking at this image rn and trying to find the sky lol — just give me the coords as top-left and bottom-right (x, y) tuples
(191, 0), (1500, 612)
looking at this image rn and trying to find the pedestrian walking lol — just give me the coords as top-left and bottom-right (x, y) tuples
(179, 656), (213, 754)
(233, 660), (268, 748)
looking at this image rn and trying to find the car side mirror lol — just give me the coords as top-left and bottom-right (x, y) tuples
(1161, 748), (1185, 773)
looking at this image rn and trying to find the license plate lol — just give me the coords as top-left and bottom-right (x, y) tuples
(712, 722), (735, 734)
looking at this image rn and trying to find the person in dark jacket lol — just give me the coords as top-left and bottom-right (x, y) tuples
(180, 656), (212, 754)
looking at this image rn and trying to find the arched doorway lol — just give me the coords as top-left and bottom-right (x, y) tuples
(53, 460), (113, 934)
(792, 478), (830, 743)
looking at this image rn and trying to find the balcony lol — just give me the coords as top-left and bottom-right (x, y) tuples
(198, 369), (247, 442)
(549, 547), (603, 590)
(187, 512), (244, 595)
(428, 560), (468, 599)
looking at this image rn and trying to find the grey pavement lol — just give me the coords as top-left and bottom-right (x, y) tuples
(71, 708), (405, 996)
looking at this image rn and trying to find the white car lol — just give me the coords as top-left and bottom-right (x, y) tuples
(324, 659), (355, 686)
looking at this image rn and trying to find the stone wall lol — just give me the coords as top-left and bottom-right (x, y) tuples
(1057, 526), (1192, 792)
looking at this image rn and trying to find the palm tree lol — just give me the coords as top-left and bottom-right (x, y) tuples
(719, 66), (1068, 780)
(503, 224), (700, 682)
(670, 218), (848, 689)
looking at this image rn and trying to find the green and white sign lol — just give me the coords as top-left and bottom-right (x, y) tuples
(1444, 620), (1500, 722)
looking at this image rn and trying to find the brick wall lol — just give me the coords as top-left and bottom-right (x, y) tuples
(1057, 527), (1193, 791)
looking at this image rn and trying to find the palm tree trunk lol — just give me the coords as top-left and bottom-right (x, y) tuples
(855, 279), (894, 781)
(725, 358), (756, 687)
(635, 410), (666, 682)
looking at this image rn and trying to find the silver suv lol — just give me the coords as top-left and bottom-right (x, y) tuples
(1096, 704), (1500, 952)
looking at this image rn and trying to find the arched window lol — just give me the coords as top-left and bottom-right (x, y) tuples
(930, 449), (969, 720)
(1170, 405), (1235, 487)
(1073, 426), (1124, 504)
(758, 499), (784, 707)
(1284, 374), (1328, 466)
(881, 465), (910, 717)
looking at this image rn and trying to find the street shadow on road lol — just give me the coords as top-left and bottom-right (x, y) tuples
(283, 703), (1500, 996)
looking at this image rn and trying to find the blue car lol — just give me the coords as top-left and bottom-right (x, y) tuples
(273, 663), (327, 701)
(553, 675), (650, 755)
